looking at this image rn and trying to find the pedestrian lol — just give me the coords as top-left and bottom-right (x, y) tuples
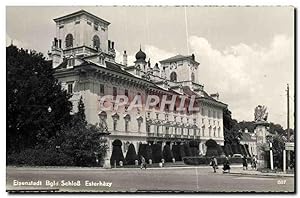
(210, 156), (218, 173)
(140, 156), (147, 170)
(223, 157), (231, 173)
(242, 155), (248, 170)
(251, 155), (257, 170)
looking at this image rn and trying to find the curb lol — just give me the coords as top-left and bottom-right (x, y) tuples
(229, 172), (294, 178)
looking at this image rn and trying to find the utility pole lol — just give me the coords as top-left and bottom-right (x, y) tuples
(286, 83), (290, 169)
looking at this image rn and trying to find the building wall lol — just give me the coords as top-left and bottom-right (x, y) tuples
(55, 14), (109, 52)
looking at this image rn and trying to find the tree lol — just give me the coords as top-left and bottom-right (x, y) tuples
(110, 139), (124, 166)
(60, 99), (107, 167)
(125, 144), (138, 165)
(7, 45), (72, 153)
(163, 145), (173, 162)
(151, 143), (162, 163)
(205, 139), (219, 157)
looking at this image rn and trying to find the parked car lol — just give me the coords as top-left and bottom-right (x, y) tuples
(232, 154), (243, 158)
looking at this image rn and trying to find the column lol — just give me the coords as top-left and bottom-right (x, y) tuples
(103, 137), (111, 169)
(283, 149), (286, 173)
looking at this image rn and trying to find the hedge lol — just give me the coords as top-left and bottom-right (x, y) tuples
(125, 144), (138, 165)
(163, 145), (173, 162)
(7, 148), (73, 166)
(151, 143), (162, 163)
(179, 144), (186, 159)
(172, 145), (181, 161)
(184, 143), (192, 157)
(138, 144), (152, 162)
(183, 156), (251, 165)
(110, 143), (124, 166)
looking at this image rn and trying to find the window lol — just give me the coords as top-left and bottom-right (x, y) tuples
(65, 34), (73, 48)
(67, 83), (73, 94)
(75, 20), (80, 24)
(113, 87), (117, 98)
(99, 57), (105, 65)
(201, 107), (204, 116)
(209, 128), (212, 136)
(113, 120), (117, 131)
(218, 128), (221, 137)
(191, 72), (195, 82)
(93, 35), (100, 50)
(125, 120), (129, 132)
(166, 126), (169, 134)
(125, 89), (129, 97)
(68, 59), (75, 67)
(100, 84), (104, 94)
(202, 127), (205, 136)
(146, 124), (150, 133)
(170, 72), (177, 82)
(214, 128), (216, 137)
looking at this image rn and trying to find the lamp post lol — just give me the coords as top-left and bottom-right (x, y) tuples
(266, 134), (274, 170)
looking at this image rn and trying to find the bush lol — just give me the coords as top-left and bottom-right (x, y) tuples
(163, 145), (173, 162)
(179, 144), (186, 159)
(125, 144), (138, 165)
(7, 148), (73, 166)
(216, 144), (224, 156)
(205, 139), (218, 148)
(205, 149), (218, 157)
(224, 143), (233, 156)
(231, 143), (240, 154)
(151, 144), (162, 163)
(189, 140), (199, 148)
(145, 144), (153, 162)
(183, 156), (250, 165)
(172, 145), (181, 161)
(184, 143), (192, 157)
(110, 141), (124, 166)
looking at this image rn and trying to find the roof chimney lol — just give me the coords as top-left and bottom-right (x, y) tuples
(108, 40), (111, 49)
(123, 50), (127, 66)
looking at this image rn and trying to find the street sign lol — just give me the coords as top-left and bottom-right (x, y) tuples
(285, 142), (294, 151)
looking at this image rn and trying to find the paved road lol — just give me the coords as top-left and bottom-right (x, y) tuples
(6, 166), (294, 192)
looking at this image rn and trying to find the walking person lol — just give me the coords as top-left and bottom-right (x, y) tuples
(251, 155), (257, 170)
(210, 156), (218, 173)
(140, 156), (147, 170)
(242, 155), (248, 170)
(223, 157), (231, 173)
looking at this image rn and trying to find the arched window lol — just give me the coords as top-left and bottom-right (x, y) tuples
(170, 72), (177, 82)
(93, 35), (100, 50)
(191, 72), (195, 82)
(65, 34), (73, 48)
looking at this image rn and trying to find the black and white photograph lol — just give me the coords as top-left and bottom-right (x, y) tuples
(6, 5), (295, 193)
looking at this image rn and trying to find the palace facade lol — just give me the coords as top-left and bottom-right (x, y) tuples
(49, 10), (227, 162)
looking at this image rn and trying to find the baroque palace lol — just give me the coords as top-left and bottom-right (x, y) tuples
(49, 10), (227, 163)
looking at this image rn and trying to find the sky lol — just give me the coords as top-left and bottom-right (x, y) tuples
(6, 6), (295, 129)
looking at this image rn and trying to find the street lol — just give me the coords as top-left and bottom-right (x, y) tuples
(6, 166), (294, 192)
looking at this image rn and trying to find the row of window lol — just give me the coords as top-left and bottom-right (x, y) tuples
(146, 124), (221, 138)
(65, 34), (100, 49)
(169, 72), (195, 82)
(201, 108), (222, 119)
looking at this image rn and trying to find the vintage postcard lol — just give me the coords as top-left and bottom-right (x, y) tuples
(6, 6), (295, 193)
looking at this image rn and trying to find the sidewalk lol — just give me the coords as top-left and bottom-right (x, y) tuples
(229, 168), (294, 177)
